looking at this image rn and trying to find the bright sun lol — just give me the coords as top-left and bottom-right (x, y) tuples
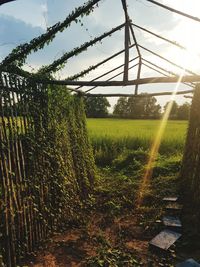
(166, 2), (200, 72)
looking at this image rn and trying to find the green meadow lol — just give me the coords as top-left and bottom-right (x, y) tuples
(86, 118), (188, 165)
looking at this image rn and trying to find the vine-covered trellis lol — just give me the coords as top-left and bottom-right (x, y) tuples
(1, 0), (200, 95)
(0, 72), (95, 266)
(1, 0), (200, 265)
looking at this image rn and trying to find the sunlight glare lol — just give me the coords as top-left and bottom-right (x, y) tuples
(136, 69), (186, 207)
(168, 5), (200, 72)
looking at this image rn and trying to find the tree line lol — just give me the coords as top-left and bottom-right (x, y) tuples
(84, 96), (191, 120)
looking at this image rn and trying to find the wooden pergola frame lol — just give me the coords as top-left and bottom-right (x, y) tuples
(1, 0), (200, 97)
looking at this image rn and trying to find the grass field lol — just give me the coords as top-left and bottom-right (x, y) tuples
(86, 118), (188, 164)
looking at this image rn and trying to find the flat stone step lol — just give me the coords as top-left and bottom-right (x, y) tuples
(163, 216), (182, 230)
(149, 229), (181, 251)
(165, 203), (183, 212)
(163, 197), (178, 202)
(176, 258), (200, 267)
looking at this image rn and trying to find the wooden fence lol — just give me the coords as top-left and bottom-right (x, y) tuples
(0, 72), (95, 266)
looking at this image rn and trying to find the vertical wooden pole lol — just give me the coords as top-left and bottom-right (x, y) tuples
(121, 0), (130, 82)
(135, 57), (142, 95)
(180, 84), (200, 236)
(124, 22), (129, 82)
(129, 23), (141, 95)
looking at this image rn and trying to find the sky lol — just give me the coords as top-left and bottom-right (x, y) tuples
(1, 0), (200, 110)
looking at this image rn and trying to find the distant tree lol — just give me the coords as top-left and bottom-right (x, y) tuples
(163, 101), (191, 120)
(113, 97), (128, 117)
(84, 96), (110, 118)
(127, 96), (142, 118)
(164, 100), (179, 119)
(177, 102), (190, 120)
(127, 94), (161, 119)
(113, 94), (161, 119)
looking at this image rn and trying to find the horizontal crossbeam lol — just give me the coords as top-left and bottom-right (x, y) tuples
(76, 56), (139, 90)
(85, 62), (139, 93)
(35, 75), (200, 87)
(85, 89), (194, 97)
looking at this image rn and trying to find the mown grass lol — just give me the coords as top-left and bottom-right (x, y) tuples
(87, 118), (188, 165)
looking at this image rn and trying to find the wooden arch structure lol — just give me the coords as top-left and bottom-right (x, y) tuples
(1, 3), (200, 266)
(1, 0), (200, 98)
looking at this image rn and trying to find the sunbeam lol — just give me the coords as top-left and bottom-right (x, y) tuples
(136, 69), (186, 207)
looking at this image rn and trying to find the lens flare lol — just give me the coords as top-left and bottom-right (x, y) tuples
(136, 70), (186, 207)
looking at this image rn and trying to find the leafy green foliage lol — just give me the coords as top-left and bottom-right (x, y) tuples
(177, 102), (190, 120)
(112, 150), (148, 175)
(46, 85), (96, 201)
(87, 118), (187, 165)
(152, 154), (181, 178)
(113, 95), (161, 119)
(86, 247), (141, 267)
(0, 0), (100, 70)
(0, 75), (96, 266)
(164, 100), (179, 119)
(113, 97), (129, 118)
(164, 101), (191, 120)
(40, 24), (123, 74)
(84, 96), (110, 118)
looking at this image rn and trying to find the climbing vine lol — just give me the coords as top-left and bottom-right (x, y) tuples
(40, 24), (124, 74)
(0, 72), (95, 266)
(0, 0), (100, 70)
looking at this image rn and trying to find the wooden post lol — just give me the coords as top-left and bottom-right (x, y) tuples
(180, 84), (200, 236)
(129, 23), (141, 94)
(121, 0), (130, 82)
(135, 57), (142, 95)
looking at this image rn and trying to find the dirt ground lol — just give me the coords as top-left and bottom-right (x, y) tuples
(24, 212), (181, 267)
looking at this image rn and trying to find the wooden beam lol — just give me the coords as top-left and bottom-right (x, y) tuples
(184, 95), (193, 99)
(142, 62), (194, 89)
(69, 44), (136, 81)
(143, 62), (169, 77)
(42, 22), (126, 74)
(123, 22), (130, 81)
(143, 58), (178, 77)
(132, 23), (185, 50)
(76, 56), (139, 90)
(35, 75), (200, 87)
(129, 23), (141, 57)
(0, 0), (102, 69)
(85, 90), (194, 97)
(135, 57), (142, 94)
(139, 45), (197, 75)
(146, 0), (200, 23)
(142, 59), (195, 88)
(129, 23), (141, 94)
(85, 62), (139, 93)
(121, 0), (130, 82)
